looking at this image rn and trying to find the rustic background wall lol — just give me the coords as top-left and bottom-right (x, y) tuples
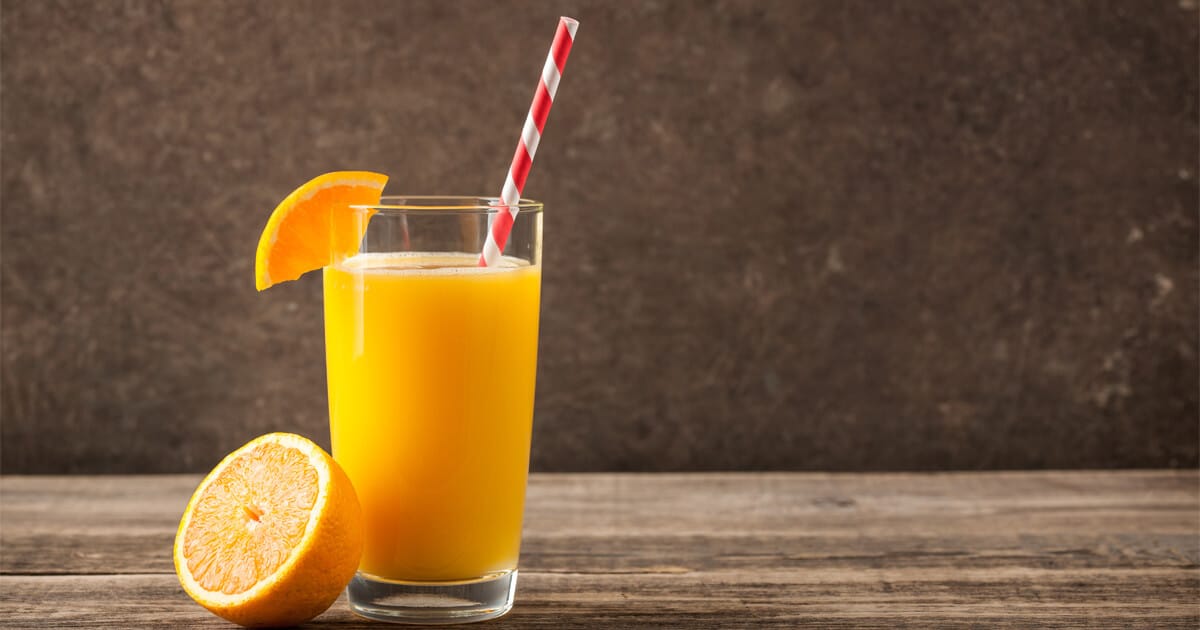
(2, 0), (1196, 473)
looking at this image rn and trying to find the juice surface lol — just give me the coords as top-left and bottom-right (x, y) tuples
(323, 252), (541, 581)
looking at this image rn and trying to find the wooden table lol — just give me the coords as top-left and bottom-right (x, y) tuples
(1, 471), (1197, 628)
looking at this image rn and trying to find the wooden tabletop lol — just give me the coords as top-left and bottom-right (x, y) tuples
(1, 471), (1197, 628)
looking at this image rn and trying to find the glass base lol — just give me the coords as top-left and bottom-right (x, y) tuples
(347, 569), (517, 624)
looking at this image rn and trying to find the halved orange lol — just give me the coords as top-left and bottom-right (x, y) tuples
(174, 433), (363, 628)
(255, 171), (388, 291)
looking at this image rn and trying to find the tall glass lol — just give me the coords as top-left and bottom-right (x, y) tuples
(323, 197), (542, 624)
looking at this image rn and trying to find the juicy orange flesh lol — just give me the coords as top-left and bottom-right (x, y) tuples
(264, 185), (377, 286)
(183, 443), (319, 595)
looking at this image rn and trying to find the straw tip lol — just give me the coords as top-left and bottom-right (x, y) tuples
(560, 16), (579, 37)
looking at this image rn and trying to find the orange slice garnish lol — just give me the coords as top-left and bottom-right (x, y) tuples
(255, 171), (387, 291)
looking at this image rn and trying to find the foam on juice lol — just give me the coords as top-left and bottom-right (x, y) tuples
(335, 252), (531, 275)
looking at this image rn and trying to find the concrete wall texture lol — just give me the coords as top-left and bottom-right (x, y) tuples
(1, 0), (1197, 473)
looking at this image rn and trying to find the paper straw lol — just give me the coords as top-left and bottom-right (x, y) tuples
(479, 16), (578, 266)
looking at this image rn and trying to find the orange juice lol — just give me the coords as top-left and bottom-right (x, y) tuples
(323, 252), (540, 581)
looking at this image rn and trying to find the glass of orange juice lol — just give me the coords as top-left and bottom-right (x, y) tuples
(323, 196), (542, 624)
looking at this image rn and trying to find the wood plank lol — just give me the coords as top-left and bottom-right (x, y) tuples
(5, 471), (1197, 536)
(3, 472), (1196, 575)
(4, 530), (1197, 576)
(2, 570), (1198, 629)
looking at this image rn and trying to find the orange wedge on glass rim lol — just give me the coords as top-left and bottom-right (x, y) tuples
(173, 433), (364, 627)
(254, 171), (388, 291)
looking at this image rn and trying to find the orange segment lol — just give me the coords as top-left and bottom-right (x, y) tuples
(174, 433), (363, 627)
(255, 171), (388, 291)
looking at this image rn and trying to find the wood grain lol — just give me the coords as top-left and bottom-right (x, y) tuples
(2, 472), (1198, 628)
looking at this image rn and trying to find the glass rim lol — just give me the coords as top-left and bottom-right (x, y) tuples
(350, 195), (543, 213)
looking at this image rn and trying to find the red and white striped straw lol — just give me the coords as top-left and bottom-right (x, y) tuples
(479, 16), (578, 267)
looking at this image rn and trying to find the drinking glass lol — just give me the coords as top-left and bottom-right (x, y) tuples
(323, 196), (542, 623)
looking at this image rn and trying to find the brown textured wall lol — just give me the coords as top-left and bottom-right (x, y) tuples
(1, 0), (1197, 473)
